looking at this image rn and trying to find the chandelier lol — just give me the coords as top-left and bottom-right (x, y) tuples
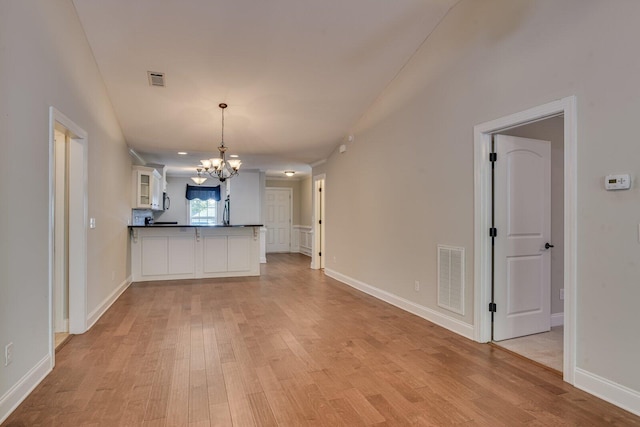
(191, 168), (207, 185)
(194, 103), (241, 183)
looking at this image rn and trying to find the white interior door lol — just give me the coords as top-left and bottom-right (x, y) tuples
(265, 188), (291, 253)
(493, 135), (551, 341)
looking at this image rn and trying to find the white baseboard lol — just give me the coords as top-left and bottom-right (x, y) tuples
(324, 269), (474, 340)
(0, 354), (51, 424)
(86, 275), (132, 330)
(551, 312), (564, 327)
(260, 256), (267, 263)
(575, 368), (640, 417)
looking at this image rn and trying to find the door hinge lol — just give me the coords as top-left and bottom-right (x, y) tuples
(319, 220), (322, 224)
(319, 188), (322, 192)
(489, 302), (497, 313)
(489, 227), (497, 237)
(489, 152), (497, 162)
(319, 252), (322, 256)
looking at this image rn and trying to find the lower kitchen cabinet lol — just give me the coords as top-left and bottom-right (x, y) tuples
(130, 226), (261, 282)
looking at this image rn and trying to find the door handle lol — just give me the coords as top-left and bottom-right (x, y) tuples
(544, 242), (554, 249)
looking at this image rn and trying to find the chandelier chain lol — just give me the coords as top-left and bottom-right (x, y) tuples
(220, 103), (225, 146)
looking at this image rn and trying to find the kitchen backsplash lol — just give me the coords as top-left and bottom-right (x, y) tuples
(131, 209), (153, 226)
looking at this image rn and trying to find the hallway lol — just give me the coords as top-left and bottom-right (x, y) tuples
(3, 254), (638, 425)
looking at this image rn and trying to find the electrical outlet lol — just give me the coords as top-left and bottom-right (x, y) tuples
(560, 288), (565, 300)
(414, 281), (420, 292)
(5, 342), (13, 366)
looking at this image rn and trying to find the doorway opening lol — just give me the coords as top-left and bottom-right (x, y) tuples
(53, 128), (70, 350)
(312, 174), (325, 270)
(473, 96), (577, 384)
(491, 121), (563, 373)
(49, 107), (88, 364)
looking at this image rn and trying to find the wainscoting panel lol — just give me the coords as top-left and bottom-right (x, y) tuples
(293, 225), (312, 257)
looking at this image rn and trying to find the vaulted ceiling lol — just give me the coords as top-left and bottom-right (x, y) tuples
(72, 0), (459, 177)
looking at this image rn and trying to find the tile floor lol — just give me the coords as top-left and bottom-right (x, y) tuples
(54, 332), (70, 350)
(494, 326), (563, 372)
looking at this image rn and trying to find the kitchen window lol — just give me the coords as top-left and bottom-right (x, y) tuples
(189, 199), (217, 225)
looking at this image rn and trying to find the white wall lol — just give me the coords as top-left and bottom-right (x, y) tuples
(316, 0), (640, 406)
(299, 176), (313, 227)
(0, 0), (131, 421)
(229, 171), (262, 225)
(154, 176), (192, 224)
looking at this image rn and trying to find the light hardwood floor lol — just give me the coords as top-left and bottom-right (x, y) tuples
(3, 254), (639, 426)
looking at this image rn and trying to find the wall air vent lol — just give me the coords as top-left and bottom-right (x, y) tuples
(147, 71), (166, 87)
(437, 245), (465, 315)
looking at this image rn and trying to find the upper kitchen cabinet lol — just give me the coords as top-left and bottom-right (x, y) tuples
(147, 163), (167, 192)
(132, 166), (162, 210)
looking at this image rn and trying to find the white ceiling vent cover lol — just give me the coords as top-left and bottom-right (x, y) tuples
(437, 245), (464, 315)
(147, 71), (165, 87)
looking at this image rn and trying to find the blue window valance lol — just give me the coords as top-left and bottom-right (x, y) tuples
(185, 184), (221, 201)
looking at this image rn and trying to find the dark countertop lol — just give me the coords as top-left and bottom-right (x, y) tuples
(128, 224), (263, 228)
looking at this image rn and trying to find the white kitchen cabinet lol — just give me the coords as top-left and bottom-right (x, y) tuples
(203, 236), (228, 273)
(132, 166), (162, 210)
(146, 163), (167, 192)
(202, 234), (251, 273)
(141, 236), (168, 275)
(130, 226), (261, 281)
(227, 235), (250, 271)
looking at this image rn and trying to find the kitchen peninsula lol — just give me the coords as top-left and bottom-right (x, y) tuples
(129, 224), (262, 282)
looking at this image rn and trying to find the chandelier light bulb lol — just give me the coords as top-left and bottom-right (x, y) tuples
(228, 159), (242, 170)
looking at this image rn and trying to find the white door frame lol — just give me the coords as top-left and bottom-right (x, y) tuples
(473, 96), (577, 384)
(265, 187), (293, 253)
(311, 174), (325, 269)
(49, 107), (88, 364)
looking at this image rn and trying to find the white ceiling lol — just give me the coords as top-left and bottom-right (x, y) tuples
(72, 0), (458, 177)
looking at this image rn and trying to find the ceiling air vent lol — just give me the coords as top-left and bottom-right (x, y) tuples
(147, 71), (165, 87)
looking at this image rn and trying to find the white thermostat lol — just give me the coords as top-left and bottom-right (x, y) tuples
(604, 174), (631, 190)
